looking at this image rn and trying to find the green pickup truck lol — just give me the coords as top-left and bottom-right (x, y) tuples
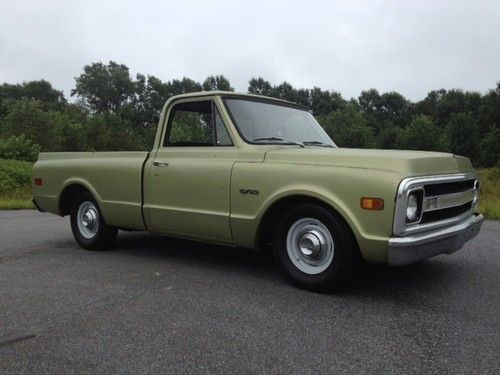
(32, 91), (484, 290)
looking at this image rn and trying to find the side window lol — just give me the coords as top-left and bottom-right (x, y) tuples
(166, 100), (213, 146)
(215, 107), (233, 146)
(165, 100), (233, 147)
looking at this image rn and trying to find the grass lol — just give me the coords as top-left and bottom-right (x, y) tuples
(478, 166), (500, 220)
(0, 188), (33, 210)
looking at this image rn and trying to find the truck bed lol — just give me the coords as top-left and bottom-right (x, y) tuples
(32, 152), (150, 230)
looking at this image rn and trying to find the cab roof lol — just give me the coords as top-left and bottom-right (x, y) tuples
(167, 91), (309, 111)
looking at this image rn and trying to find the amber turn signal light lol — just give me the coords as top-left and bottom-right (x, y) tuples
(34, 178), (43, 186)
(360, 197), (384, 210)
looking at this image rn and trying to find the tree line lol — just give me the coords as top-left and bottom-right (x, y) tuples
(0, 61), (498, 167)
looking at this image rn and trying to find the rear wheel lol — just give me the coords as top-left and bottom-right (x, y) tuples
(70, 192), (118, 250)
(273, 203), (358, 291)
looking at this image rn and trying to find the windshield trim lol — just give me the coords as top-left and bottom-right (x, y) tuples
(222, 94), (309, 111)
(221, 96), (327, 146)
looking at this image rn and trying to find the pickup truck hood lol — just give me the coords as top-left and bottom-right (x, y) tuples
(264, 147), (474, 177)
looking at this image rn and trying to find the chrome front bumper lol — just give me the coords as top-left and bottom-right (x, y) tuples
(387, 213), (484, 266)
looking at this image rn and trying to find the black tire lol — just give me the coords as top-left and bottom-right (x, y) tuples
(70, 192), (118, 251)
(273, 203), (358, 291)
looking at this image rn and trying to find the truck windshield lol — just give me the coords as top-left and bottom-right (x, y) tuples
(224, 98), (336, 147)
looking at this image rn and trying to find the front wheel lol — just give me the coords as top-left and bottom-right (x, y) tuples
(70, 192), (118, 250)
(273, 204), (358, 291)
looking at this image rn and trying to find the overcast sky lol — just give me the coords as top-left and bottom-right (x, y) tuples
(1, 0), (499, 101)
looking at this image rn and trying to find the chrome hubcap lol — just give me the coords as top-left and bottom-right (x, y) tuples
(298, 230), (325, 258)
(77, 201), (99, 239)
(286, 218), (334, 275)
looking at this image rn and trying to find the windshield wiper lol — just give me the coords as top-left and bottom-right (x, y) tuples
(253, 137), (305, 147)
(302, 140), (335, 148)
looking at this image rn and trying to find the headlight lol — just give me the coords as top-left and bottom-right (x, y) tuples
(406, 190), (423, 223)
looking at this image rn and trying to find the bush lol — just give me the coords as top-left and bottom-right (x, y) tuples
(0, 158), (32, 193)
(0, 135), (41, 162)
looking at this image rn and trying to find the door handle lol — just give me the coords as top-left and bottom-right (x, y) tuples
(152, 161), (169, 167)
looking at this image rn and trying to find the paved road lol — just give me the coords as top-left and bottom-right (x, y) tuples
(0, 210), (498, 374)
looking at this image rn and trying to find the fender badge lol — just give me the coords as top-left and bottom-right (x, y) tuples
(239, 189), (259, 195)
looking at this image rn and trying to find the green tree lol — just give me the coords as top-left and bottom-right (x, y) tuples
(358, 89), (411, 133)
(202, 75), (233, 91)
(122, 74), (176, 128)
(379, 91), (412, 128)
(320, 103), (375, 148)
(1, 99), (66, 151)
(128, 75), (203, 130)
(83, 113), (147, 151)
(166, 77), (202, 96)
(401, 115), (446, 151)
(416, 89), (481, 128)
(479, 83), (500, 135)
(0, 98), (92, 152)
(0, 80), (66, 118)
(477, 126), (499, 167)
(446, 112), (479, 161)
(358, 89), (381, 122)
(296, 88), (310, 108)
(71, 61), (136, 113)
(248, 78), (273, 96)
(0, 80), (65, 105)
(310, 87), (345, 116)
(271, 82), (299, 103)
(377, 126), (405, 149)
(247, 80), (346, 115)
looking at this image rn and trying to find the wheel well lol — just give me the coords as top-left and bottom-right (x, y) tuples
(59, 184), (90, 216)
(256, 195), (359, 252)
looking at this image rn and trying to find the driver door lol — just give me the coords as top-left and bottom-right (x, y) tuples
(143, 98), (236, 240)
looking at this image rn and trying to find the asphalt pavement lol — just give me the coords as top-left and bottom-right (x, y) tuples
(1, 210), (499, 374)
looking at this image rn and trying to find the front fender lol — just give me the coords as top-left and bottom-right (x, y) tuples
(255, 184), (362, 240)
(230, 162), (403, 263)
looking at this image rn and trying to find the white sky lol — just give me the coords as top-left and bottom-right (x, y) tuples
(1, 0), (499, 100)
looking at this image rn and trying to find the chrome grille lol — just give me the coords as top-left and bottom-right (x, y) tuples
(423, 179), (475, 196)
(421, 180), (476, 224)
(420, 202), (472, 224)
(393, 173), (479, 236)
